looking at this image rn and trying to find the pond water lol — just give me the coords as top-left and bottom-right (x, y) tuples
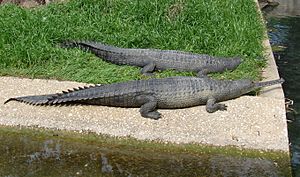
(0, 128), (285, 176)
(267, 12), (300, 177)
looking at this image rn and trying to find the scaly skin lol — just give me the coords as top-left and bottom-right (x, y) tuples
(4, 77), (284, 120)
(60, 41), (242, 76)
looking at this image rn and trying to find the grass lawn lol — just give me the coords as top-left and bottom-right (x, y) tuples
(0, 0), (265, 84)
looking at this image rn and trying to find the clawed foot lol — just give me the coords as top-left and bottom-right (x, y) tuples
(197, 69), (209, 78)
(197, 73), (209, 78)
(144, 111), (161, 120)
(142, 72), (155, 77)
(206, 100), (228, 113)
(218, 104), (227, 111)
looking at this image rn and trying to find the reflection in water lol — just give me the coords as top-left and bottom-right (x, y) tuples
(100, 153), (113, 174)
(0, 131), (284, 176)
(268, 16), (300, 176)
(26, 140), (61, 164)
(210, 156), (279, 176)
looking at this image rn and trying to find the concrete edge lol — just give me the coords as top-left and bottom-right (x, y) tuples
(255, 0), (291, 159)
(260, 32), (286, 99)
(255, 1), (291, 173)
(255, 0), (285, 100)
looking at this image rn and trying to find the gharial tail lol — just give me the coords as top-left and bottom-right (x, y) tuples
(4, 85), (102, 105)
(254, 78), (284, 89)
(59, 40), (79, 49)
(59, 40), (113, 53)
(4, 94), (57, 105)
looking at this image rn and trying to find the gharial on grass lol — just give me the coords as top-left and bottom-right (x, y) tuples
(0, 0), (265, 83)
(60, 40), (242, 77)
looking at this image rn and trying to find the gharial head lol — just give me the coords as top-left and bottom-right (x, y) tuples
(211, 57), (242, 73)
(229, 78), (285, 98)
(225, 57), (242, 70)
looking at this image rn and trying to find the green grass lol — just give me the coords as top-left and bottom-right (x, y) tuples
(0, 0), (265, 84)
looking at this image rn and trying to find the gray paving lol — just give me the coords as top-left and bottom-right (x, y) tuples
(0, 76), (289, 151)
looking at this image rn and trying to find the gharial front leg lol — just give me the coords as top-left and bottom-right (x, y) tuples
(205, 98), (227, 113)
(141, 61), (156, 76)
(197, 68), (209, 78)
(136, 95), (161, 120)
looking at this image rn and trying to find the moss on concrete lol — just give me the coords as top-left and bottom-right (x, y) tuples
(0, 125), (291, 176)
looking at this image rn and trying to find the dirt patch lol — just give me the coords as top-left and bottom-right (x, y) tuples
(166, 1), (185, 21)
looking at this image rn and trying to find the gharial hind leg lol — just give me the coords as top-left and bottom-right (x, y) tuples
(141, 62), (156, 76)
(136, 95), (161, 120)
(206, 98), (227, 113)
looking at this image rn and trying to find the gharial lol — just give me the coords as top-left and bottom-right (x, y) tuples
(4, 76), (284, 120)
(60, 41), (242, 77)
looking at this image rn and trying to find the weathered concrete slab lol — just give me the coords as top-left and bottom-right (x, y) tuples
(259, 16), (285, 100)
(0, 76), (289, 151)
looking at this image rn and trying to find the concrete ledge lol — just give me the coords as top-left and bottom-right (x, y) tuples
(260, 35), (285, 99)
(1, 76), (289, 151)
(258, 0), (285, 100)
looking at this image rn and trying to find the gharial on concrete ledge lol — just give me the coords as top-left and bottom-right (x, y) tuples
(60, 41), (242, 77)
(4, 76), (284, 120)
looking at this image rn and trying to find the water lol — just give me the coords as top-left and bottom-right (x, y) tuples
(266, 10), (300, 177)
(0, 128), (285, 176)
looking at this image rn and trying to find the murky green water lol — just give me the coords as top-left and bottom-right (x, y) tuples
(0, 127), (289, 176)
(267, 15), (300, 176)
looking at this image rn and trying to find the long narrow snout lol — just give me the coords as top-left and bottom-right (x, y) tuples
(254, 78), (284, 89)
